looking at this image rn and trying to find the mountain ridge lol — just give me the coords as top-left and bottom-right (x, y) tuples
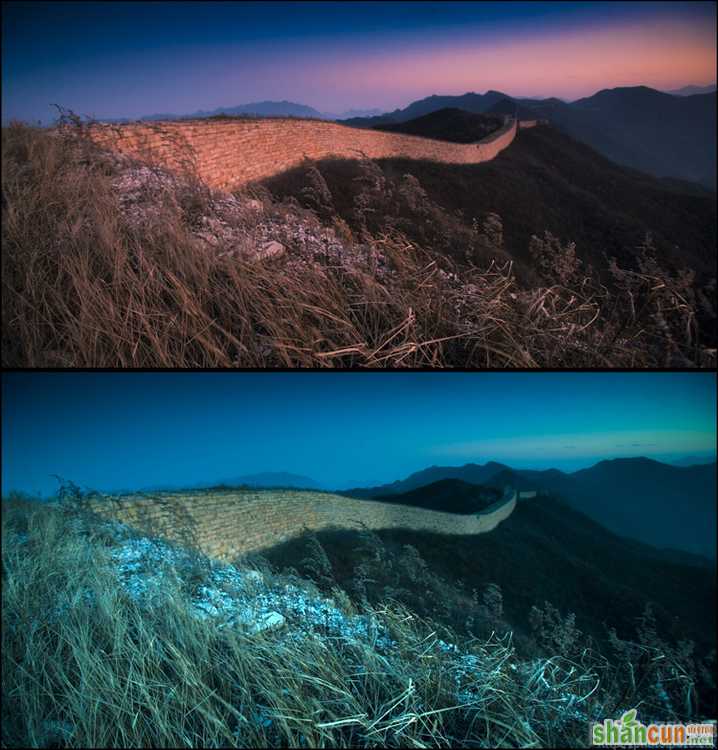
(343, 85), (716, 189)
(341, 457), (716, 560)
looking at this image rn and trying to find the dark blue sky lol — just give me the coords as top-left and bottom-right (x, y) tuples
(2, 373), (715, 497)
(2, 1), (715, 124)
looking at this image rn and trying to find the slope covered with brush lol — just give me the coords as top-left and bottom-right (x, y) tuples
(2, 117), (714, 367)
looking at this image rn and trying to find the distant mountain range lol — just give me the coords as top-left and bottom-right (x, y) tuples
(671, 455), (717, 467)
(343, 457), (717, 560)
(105, 101), (383, 124)
(139, 471), (321, 493)
(217, 471), (321, 489)
(344, 86), (716, 189)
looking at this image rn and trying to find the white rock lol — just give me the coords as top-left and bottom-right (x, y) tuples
(246, 199), (263, 211)
(249, 611), (285, 634)
(245, 570), (263, 583)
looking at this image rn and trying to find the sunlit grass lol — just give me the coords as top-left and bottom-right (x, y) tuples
(2, 116), (712, 367)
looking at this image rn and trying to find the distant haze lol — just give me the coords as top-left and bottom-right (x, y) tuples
(2, 1), (716, 124)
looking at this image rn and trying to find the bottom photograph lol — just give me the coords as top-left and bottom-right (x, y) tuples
(2, 372), (716, 749)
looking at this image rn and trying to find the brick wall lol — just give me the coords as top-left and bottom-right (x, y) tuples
(85, 117), (519, 191)
(88, 489), (517, 562)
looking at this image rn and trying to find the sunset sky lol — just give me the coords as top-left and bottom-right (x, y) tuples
(2, 1), (716, 124)
(2, 373), (715, 496)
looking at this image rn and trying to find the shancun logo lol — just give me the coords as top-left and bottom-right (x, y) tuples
(591, 709), (716, 747)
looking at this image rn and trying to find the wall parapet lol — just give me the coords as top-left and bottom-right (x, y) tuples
(85, 116), (519, 191)
(88, 488), (518, 562)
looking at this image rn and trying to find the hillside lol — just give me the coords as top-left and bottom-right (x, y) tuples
(372, 478), (503, 513)
(372, 108), (503, 143)
(264, 493), (717, 683)
(262, 123), (717, 285)
(4, 118), (715, 367)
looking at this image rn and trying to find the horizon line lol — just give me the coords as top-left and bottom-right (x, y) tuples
(3, 452), (715, 500)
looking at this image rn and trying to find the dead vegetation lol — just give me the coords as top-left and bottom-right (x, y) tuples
(2, 115), (713, 367)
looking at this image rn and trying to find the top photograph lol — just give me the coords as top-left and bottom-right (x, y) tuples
(2, 0), (716, 369)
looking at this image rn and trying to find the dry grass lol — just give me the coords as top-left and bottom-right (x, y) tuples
(6, 495), (706, 749)
(2, 117), (713, 367)
(9, 486), (718, 750)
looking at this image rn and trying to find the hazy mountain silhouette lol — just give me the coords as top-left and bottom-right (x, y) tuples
(139, 100), (325, 121)
(110, 102), (383, 124)
(331, 108), (384, 120)
(215, 471), (321, 489)
(546, 458), (717, 560)
(671, 455), (717, 467)
(532, 86), (717, 189)
(665, 84), (716, 96)
(343, 457), (716, 560)
(140, 471), (322, 492)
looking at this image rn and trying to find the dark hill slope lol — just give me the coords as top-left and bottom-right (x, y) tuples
(263, 494), (716, 657)
(263, 125), (716, 283)
(396, 127), (716, 280)
(374, 125), (716, 277)
(372, 108), (503, 143)
(373, 478), (503, 514)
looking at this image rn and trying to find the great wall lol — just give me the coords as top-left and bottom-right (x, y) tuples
(88, 487), (520, 562)
(86, 116), (541, 191)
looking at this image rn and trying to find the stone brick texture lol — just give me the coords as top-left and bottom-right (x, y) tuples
(86, 116), (522, 191)
(88, 489), (517, 562)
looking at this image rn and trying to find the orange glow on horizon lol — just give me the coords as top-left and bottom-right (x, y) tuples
(314, 17), (716, 104)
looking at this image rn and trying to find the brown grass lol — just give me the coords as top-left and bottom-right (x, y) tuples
(2, 117), (713, 367)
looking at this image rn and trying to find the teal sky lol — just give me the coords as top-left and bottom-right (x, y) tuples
(1, 372), (715, 497)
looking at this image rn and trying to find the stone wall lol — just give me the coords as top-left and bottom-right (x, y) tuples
(88, 488), (517, 562)
(85, 117), (519, 191)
